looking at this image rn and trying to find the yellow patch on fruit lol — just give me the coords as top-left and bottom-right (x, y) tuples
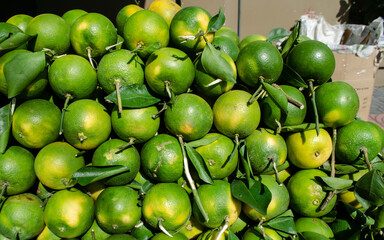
(323, 109), (342, 126)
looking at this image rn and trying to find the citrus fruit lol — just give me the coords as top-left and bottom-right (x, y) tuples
(145, 47), (195, 97)
(34, 141), (85, 190)
(193, 180), (241, 229)
(106, 234), (136, 240)
(116, 4), (144, 35)
(164, 93), (213, 141)
(238, 34), (267, 49)
(0, 193), (45, 240)
(81, 220), (111, 240)
(36, 225), (61, 240)
(367, 121), (384, 149)
(153, 232), (189, 240)
(260, 85), (307, 129)
(140, 133), (184, 183)
(62, 99), (112, 150)
(243, 175), (290, 221)
(242, 226), (282, 240)
(315, 81), (360, 128)
(211, 36), (240, 61)
(62, 9), (88, 26)
(12, 98), (61, 149)
(169, 6), (214, 54)
(44, 188), (94, 238)
(212, 90), (261, 139)
(0, 49), (48, 99)
(195, 133), (239, 179)
(337, 190), (362, 209)
(287, 169), (337, 217)
(95, 186), (142, 234)
(6, 14), (33, 32)
(148, 0), (182, 27)
(25, 13), (71, 54)
(111, 105), (160, 144)
(92, 138), (141, 185)
(48, 54), (98, 100)
(97, 49), (145, 94)
(0, 145), (36, 195)
(194, 51), (236, 98)
(335, 119), (382, 165)
(123, 9), (169, 59)
(215, 26), (240, 46)
(70, 12), (117, 59)
(285, 128), (332, 169)
(245, 128), (287, 175)
(236, 40), (283, 87)
(85, 181), (106, 201)
(142, 182), (191, 233)
(178, 216), (205, 239)
(295, 217), (334, 239)
(286, 40), (335, 85)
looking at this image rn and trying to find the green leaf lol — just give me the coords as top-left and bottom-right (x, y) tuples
(267, 28), (290, 43)
(228, 230), (240, 240)
(201, 42), (236, 84)
(281, 20), (301, 60)
(207, 7), (226, 33)
(105, 84), (161, 108)
(354, 169), (384, 209)
(185, 143), (214, 184)
(138, 41), (162, 56)
(71, 165), (130, 186)
(187, 135), (220, 148)
(0, 102), (12, 153)
(341, 202), (375, 226)
(4, 51), (46, 98)
(280, 122), (326, 133)
(316, 177), (353, 191)
(231, 179), (271, 216)
(0, 32), (32, 53)
(261, 82), (288, 114)
(280, 64), (308, 88)
(132, 223), (154, 240)
(264, 215), (297, 235)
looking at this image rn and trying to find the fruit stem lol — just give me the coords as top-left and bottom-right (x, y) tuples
(86, 47), (97, 70)
(164, 81), (172, 100)
(105, 41), (124, 51)
(272, 83), (305, 109)
(178, 135), (210, 223)
(320, 128), (337, 211)
(308, 80), (320, 136)
(91, 229), (96, 240)
(275, 119), (282, 134)
(59, 94), (72, 135)
(214, 216), (230, 240)
(248, 83), (264, 105)
(204, 79), (223, 87)
(361, 147), (372, 171)
(0, 182), (8, 202)
(114, 79), (123, 114)
(158, 218), (173, 237)
(272, 159), (283, 186)
(152, 102), (167, 119)
(10, 97), (16, 115)
(117, 137), (136, 151)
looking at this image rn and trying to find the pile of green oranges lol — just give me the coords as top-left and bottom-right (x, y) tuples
(1, 0), (384, 239)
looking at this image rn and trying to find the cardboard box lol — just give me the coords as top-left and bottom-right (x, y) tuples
(332, 50), (377, 121)
(144, 0), (239, 33)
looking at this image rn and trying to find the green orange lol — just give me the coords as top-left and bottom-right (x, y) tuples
(287, 169), (337, 217)
(34, 141), (85, 190)
(243, 175), (289, 221)
(242, 226), (282, 240)
(62, 99), (111, 150)
(211, 36), (240, 61)
(12, 98), (61, 149)
(142, 182), (191, 233)
(212, 90), (261, 139)
(92, 138), (141, 186)
(0, 146), (36, 195)
(238, 34), (267, 49)
(6, 14), (33, 32)
(245, 128), (287, 174)
(81, 220), (111, 240)
(148, 0), (182, 27)
(95, 186), (142, 233)
(295, 217), (334, 239)
(116, 4), (144, 35)
(215, 26), (240, 46)
(169, 6), (214, 54)
(195, 133), (239, 179)
(25, 13), (71, 54)
(44, 188), (94, 238)
(286, 40), (335, 85)
(62, 9), (88, 26)
(140, 133), (184, 183)
(164, 93), (213, 141)
(123, 9), (169, 59)
(0, 193), (45, 240)
(145, 47), (195, 97)
(236, 40), (283, 87)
